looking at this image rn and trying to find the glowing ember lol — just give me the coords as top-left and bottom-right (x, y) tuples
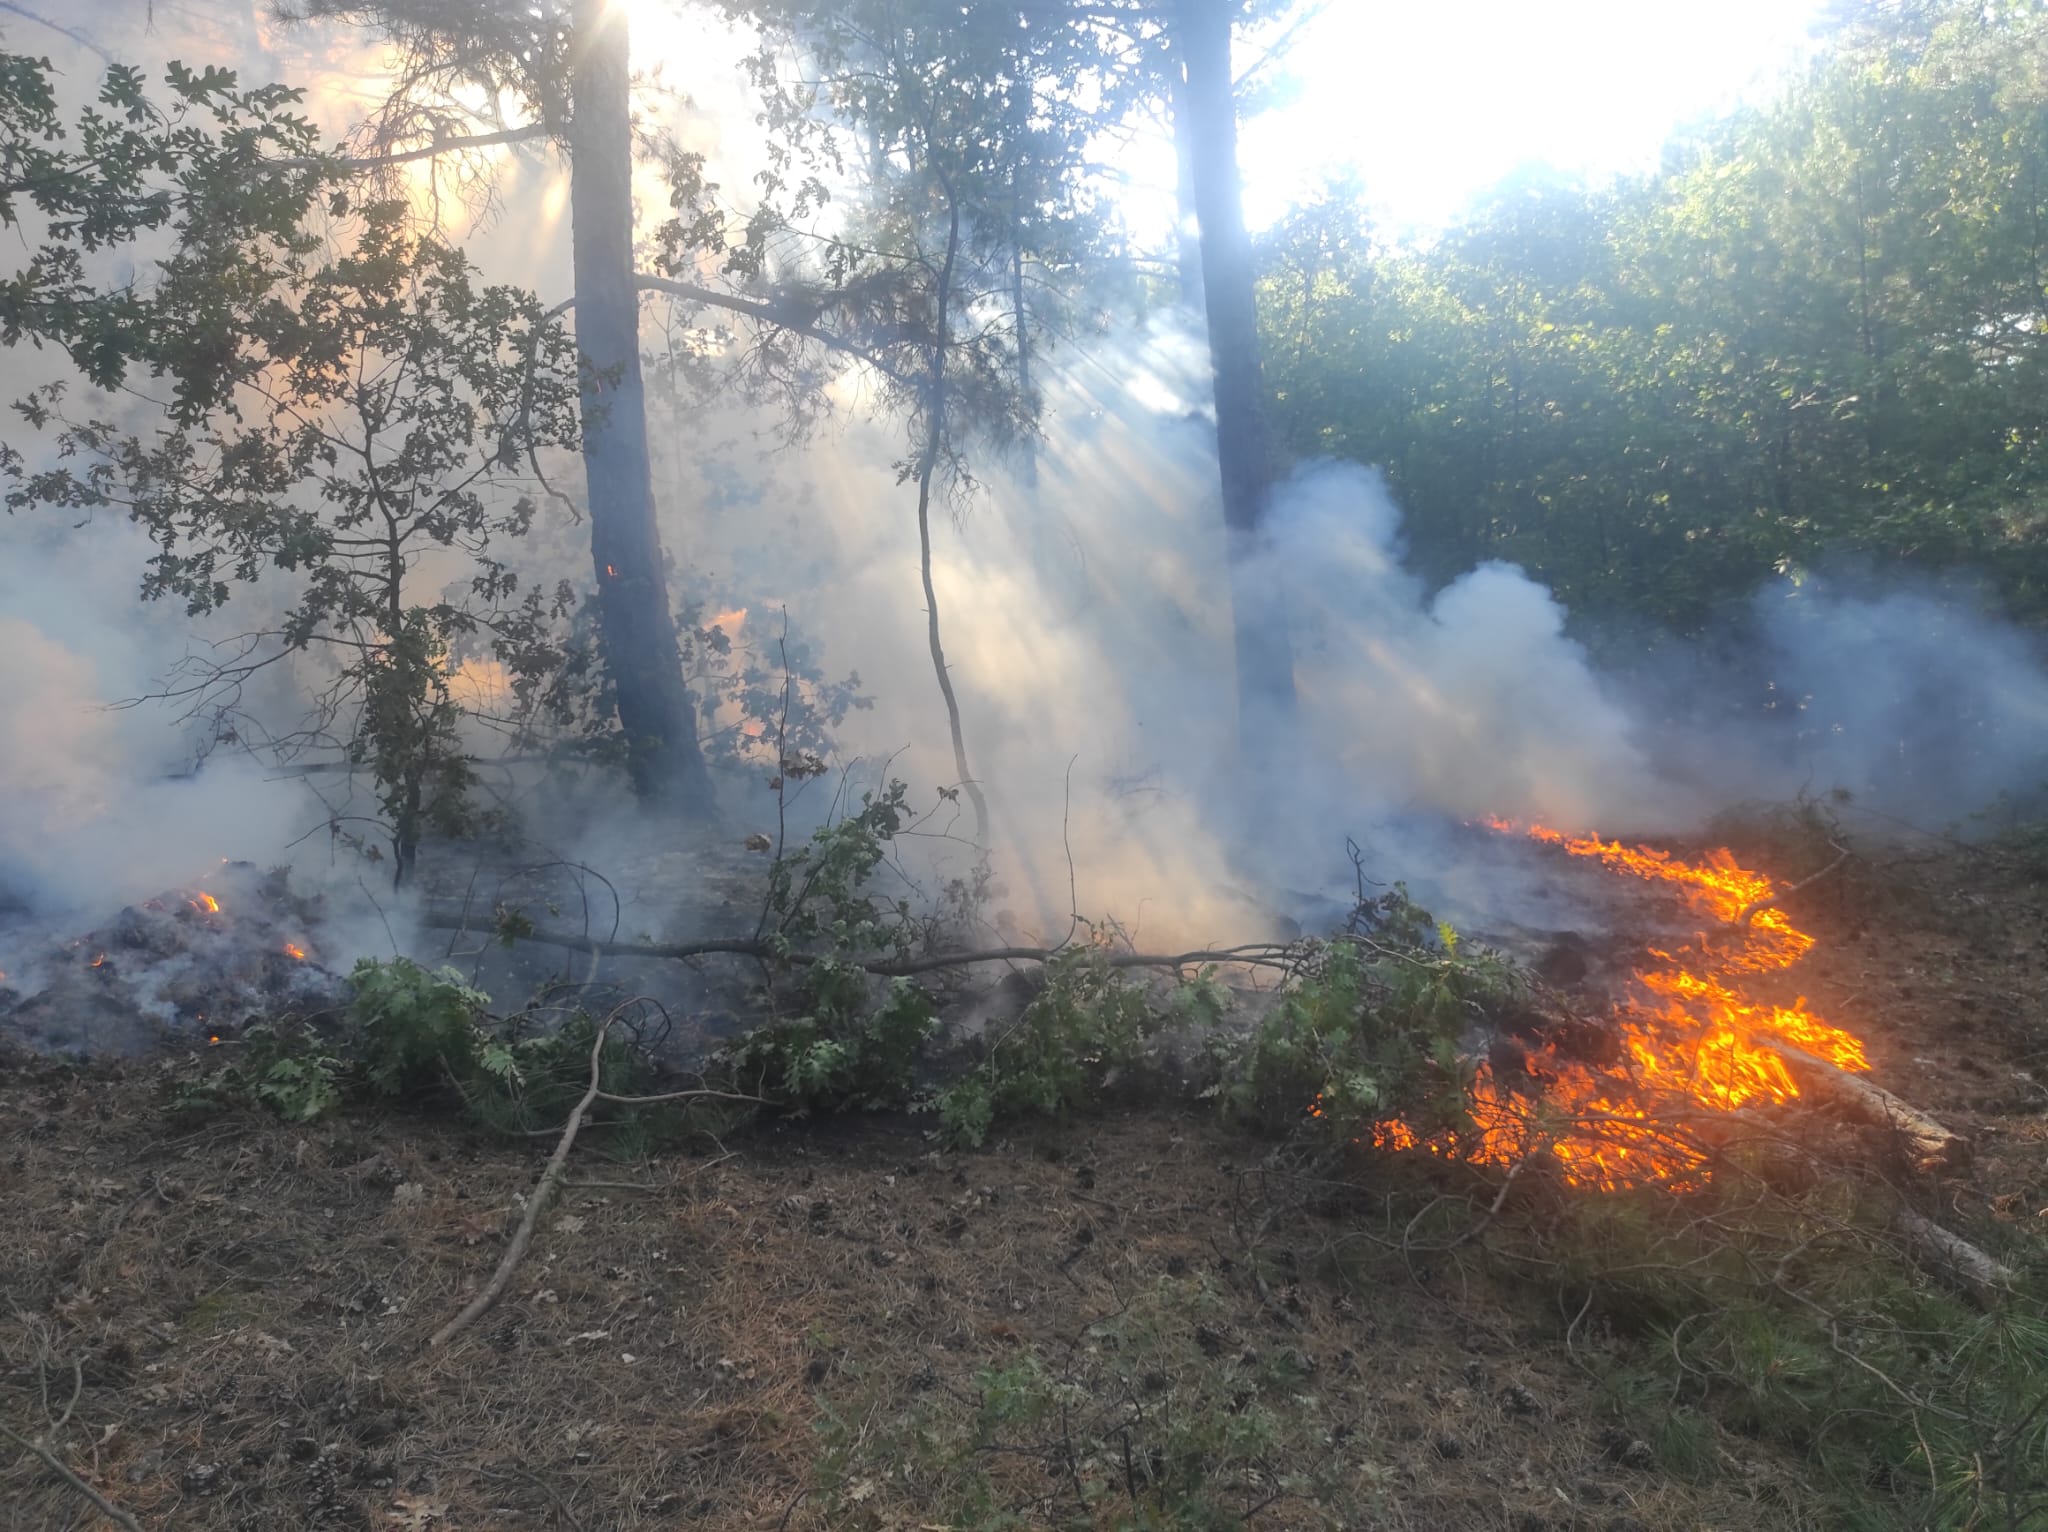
(188, 892), (221, 914)
(89, 952), (106, 969)
(1376, 822), (1871, 1190)
(283, 942), (306, 961)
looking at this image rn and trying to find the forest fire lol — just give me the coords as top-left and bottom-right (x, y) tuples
(1377, 823), (1873, 1190)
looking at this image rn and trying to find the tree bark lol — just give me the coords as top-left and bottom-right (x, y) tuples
(569, 0), (715, 811)
(1166, 45), (1207, 314)
(1175, 0), (1295, 749)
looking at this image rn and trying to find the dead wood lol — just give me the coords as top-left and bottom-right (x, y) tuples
(428, 1011), (618, 1350)
(418, 910), (1301, 978)
(0, 1420), (146, 1532)
(1893, 1208), (2015, 1306)
(1733, 846), (1850, 927)
(1774, 1044), (1972, 1172)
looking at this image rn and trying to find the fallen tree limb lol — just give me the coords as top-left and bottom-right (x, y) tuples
(0, 1420), (145, 1532)
(1734, 845), (1851, 927)
(1774, 1044), (1972, 1172)
(428, 1012), (617, 1350)
(1893, 1208), (2014, 1306)
(418, 910), (1302, 978)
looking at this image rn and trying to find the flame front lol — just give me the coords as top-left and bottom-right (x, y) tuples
(1376, 823), (1870, 1190)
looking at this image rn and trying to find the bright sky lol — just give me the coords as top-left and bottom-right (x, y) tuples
(1236, 0), (1829, 234)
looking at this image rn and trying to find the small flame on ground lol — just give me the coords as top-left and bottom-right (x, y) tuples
(283, 942), (306, 961)
(1375, 822), (1871, 1191)
(89, 952), (106, 968)
(188, 892), (221, 915)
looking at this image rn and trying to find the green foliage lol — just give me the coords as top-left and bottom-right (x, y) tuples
(932, 942), (1169, 1149)
(718, 782), (938, 1112)
(9, 176), (584, 884)
(346, 957), (493, 1101)
(1220, 893), (1516, 1142)
(159, 960), (661, 1142)
(0, 54), (331, 396)
(1259, 0), (2048, 629)
(242, 1032), (346, 1122)
(723, 975), (937, 1112)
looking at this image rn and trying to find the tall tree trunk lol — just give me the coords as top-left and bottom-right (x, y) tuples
(919, 188), (991, 846)
(1175, 0), (1295, 745)
(1010, 177), (1039, 494)
(1166, 47), (1207, 313)
(569, 0), (714, 811)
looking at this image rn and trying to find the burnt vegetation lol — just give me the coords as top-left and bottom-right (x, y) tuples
(6, 2), (2048, 1531)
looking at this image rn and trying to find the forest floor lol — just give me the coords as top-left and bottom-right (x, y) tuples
(3, 830), (2046, 1532)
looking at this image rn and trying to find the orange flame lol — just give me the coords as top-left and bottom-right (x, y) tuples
(1376, 822), (1869, 1190)
(283, 942), (306, 961)
(188, 892), (220, 914)
(89, 953), (105, 969)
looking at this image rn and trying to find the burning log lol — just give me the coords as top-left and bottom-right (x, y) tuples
(1773, 1043), (1972, 1174)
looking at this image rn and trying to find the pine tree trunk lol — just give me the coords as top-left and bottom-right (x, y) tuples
(569, 0), (715, 810)
(1176, 0), (1295, 745)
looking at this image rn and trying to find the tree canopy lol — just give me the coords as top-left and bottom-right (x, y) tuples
(1259, 0), (2048, 633)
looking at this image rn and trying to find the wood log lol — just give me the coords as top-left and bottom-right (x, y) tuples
(1774, 1044), (1972, 1173)
(1894, 1208), (2015, 1306)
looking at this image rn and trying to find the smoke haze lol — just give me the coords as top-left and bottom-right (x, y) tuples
(4, 5), (2048, 966)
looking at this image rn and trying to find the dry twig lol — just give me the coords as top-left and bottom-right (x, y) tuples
(0, 1420), (146, 1532)
(1734, 844), (1851, 926)
(428, 1010), (620, 1349)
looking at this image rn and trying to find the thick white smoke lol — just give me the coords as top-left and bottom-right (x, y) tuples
(0, 529), (312, 920)
(6, 5), (2048, 966)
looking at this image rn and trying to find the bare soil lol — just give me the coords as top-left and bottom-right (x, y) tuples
(3, 835), (2045, 1532)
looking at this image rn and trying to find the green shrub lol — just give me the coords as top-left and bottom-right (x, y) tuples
(722, 973), (937, 1112)
(347, 957), (493, 1101)
(1220, 897), (1515, 1142)
(932, 943), (1201, 1148)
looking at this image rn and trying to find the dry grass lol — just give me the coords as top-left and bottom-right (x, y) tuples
(1, 1054), (1817, 1532)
